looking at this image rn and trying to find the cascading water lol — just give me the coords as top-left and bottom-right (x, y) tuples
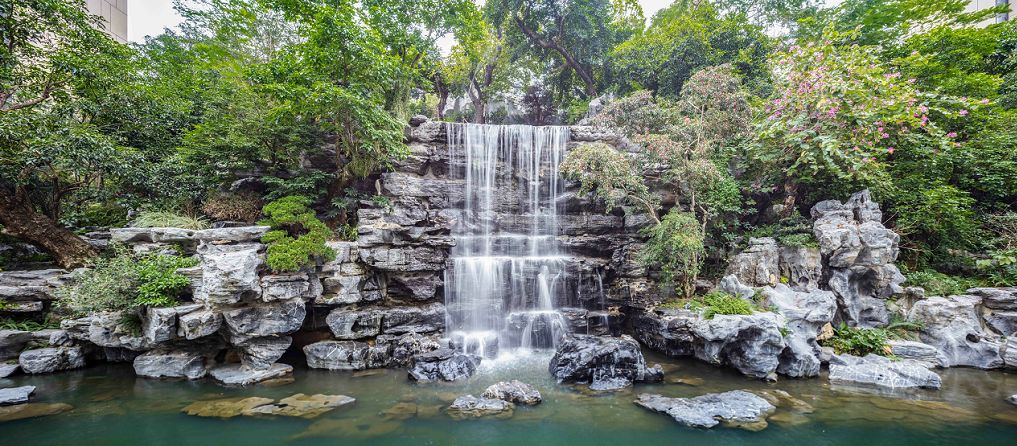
(444, 123), (571, 358)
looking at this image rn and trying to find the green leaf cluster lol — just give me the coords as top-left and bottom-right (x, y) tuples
(259, 196), (336, 272)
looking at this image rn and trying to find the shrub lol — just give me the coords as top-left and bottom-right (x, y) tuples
(822, 323), (891, 357)
(699, 291), (755, 319)
(749, 213), (819, 248)
(641, 209), (704, 298)
(259, 196), (336, 272)
(57, 247), (197, 317)
(201, 190), (263, 223)
(0, 317), (60, 332)
(132, 211), (210, 230)
(977, 249), (1017, 286)
(61, 202), (129, 228)
(905, 270), (981, 296)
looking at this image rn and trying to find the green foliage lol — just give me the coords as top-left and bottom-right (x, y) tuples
(977, 250), (1017, 287)
(132, 211), (210, 230)
(698, 290), (755, 319)
(61, 203), (130, 229)
(893, 184), (980, 268)
(905, 270), (981, 297)
(0, 317), (61, 332)
(259, 196), (336, 272)
(0, 299), (9, 311)
(750, 213), (819, 248)
(559, 142), (658, 220)
(641, 209), (705, 299)
(823, 323), (890, 356)
(57, 247), (197, 317)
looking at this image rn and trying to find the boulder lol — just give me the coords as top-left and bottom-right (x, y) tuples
(1003, 337), (1017, 369)
(195, 243), (263, 305)
(887, 340), (946, 369)
(759, 283), (838, 378)
(143, 306), (180, 344)
(111, 227), (196, 244)
(303, 340), (389, 370)
(968, 287), (1017, 311)
(222, 298), (305, 344)
(829, 353), (942, 390)
(447, 395), (514, 420)
(692, 313), (785, 380)
(243, 394), (356, 418)
(778, 245), (823, 290)
(19, 347), (85, 374)
(909, 295), (1004, 369)
(182, 397), (275, 418)
(177, 308), (222, 340)
(238, 336), (292, 371)
(407, 348), (479, 382)
(377, 332), (442, 367)
(133, 348), (210, 380)
(192, 226), (270, 243)
(630, 310), (697, 357)
(0, 386), (35, 405)
(381, 303), (445, 334)
(209, 363), (293, 386)
(0, 362), (18, 378)
(635, 391), (776, 429)
(325, 308), (382, 340)
(481, 380), (541, 405)
(61, 312), (149, 351)
(724, 238), (779, 287)
(0, 330), (32, 360)
(548, 335), (662, 390)
(260, 274), (310, 302)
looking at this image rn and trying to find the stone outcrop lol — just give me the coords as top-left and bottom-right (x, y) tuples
(482, 380), (542, 405)
(548, 335), (662, 390)
(0, 386), (35, 405)
(828, 353), (942, 390)
(447, 395), (514, 419)
(133, 348), (211, 380)
(407, 348), (479, 382)
(758, 283), (837, 378)
(909, 294), (1004, 369)
(812, 190), (904, 327)
(303, 340), (389, 371)
(18, 347), (85, 374)
(208, 363), (293, 386)
(887, 340), (946, 369)
(635, 391), (776, 429)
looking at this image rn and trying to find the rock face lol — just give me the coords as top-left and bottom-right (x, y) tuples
(635, 391), (776, 429)
(222, 298), (305, 344)
(0, 386), (35, 405)
(209, 363), (293, 386)
(19, 347), (85, 374)
(303, 340), (389, 371)
(447, 395), (514, 419)
(692, 313), (785, 380)
(909, 295), (1003, 369)
(482, 381), (542, 405)
(887, 340), (946, 369)
(725, 238), (780, 287)
(0, 362), (18, 378)
(812, 190), (904, 328)
(759, 283), (838, 378)
(194, 243), (263, 305)
(828, 354), (942, 390)
(548, 335), (662, 390)
(133, 348), (210, 380)
(407, 348), (479, 382)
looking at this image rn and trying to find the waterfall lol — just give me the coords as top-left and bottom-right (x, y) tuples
(444, 123), (572, 358)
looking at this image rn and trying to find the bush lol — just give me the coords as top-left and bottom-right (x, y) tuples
(905, 270), (982, 297)
(132, 211), (210, 230)
(201, 190), (263, 223)
(0, 317), (60, 332)
(749, 213), (818, 248)
(822, 323), (891, 356)
(698, 290), (755, 319)
(259, 196), (336, 272)
(642, 209), (704, 299)
(57, 247), (198, 317)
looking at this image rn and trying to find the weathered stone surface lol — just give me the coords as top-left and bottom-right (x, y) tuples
(829, 353), (942, 390)
(968, 287), (1017, 311)
(1003, 337), (1017, 369)
(358, 246), (448, 273)
(209, 363), (293, 386)
(19, 347), (85, 374)
(377, 332), (442, 367)
(778, 246), (823, 290)
(0, 330), (33, 360)
(193, 226), (270, 243)
(111, 227), (196, 244)
(238, 336), (291, 371)
(303, 340), (388, 370)
(182, 397), (275, 418)
(222, 298), (305, 344)
(387, 272), (442, 301)
(0, 386), (35, 405)
(631, 310), (697, 358)
(143, 306), (179, 344)
(760, 283), (837, 378)
(827, 265), (902, 327)
(482, 380), (541, 405)
(325, 308), (382, 340)
(635, 391), (776, 429)
(447, 395), (514, 420)
(260, 274), (310, 302)
(909, 295), (1003, 369)
(692, 313), (785, 380)
(381, 303), (445, 334)
(985, 310), (1017, 337)
(548, 335), (662, 390)
(133, 348), (210, 380)
(887, 340), (946, 369)
(0, 402), (73, 422)
(62, 312), (149, 351)
(243, 394), (356, 418)
(0, 362), (18, 378)
(195, 243), (263, 305)
(725, 237), (779, 287)
(177, 308), (222, 340)
(408, 348), (479, 382)
(1, 301), (43, 312)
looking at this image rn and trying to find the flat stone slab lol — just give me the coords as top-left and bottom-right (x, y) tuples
(0, 403), (73, 422)
(635, 391), (776, 429)
(0, 386), (35, 405)
(183, 394), (355, 419)
(829, 354), (942, 390)
(0, 363), (18, 378)
(447, 395), (514, 420)
(209, 363), (293, 386)
(182, 397), (275, 418)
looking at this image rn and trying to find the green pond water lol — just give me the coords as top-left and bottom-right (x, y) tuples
(2, 351), (1017, 446)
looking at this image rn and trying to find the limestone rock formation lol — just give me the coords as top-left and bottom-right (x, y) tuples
(548, 335), (663, 390)
(887, 340), (946, 369)
(303, 340), (389, 370)
(407, 348), (479, 382)
(18, 347), (85, 374)
(759, 283), (838, 378)
(482, 380), (542, 405)
(909, 295), (1004, 369)
(724, 237), (780, 287)
(133, 348), (210, 379)
(447, 395), (514, 419)
(208, 363), (293, 386)
(242, 394), (356, 418)
(194, 242), (263, 305)
(0, 386), (35, 405)
(828, 353), (942, 390)
(635, 391), (776, 429)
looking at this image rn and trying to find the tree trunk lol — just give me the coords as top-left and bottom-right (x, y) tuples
(513, 13), (597, 98)
(780, 180), (799, 218)
(0, 187), (97, 268)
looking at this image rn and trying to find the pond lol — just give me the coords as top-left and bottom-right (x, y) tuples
(2, 351), (1017, 446)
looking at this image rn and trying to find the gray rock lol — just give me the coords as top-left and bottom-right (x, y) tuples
(692, 313), (785, 379)
(760, 284), (837, 378)
(111, 227), (196, 244)
(725, 238), (779, 287)
(303, 340), (389, 370)
(133, 349), (210, 380)
(778, 245), (823, 290)
(482, 380), (541, 405)
(222, 298), (305, 344)
(631, 310), (697, 358)
(177, 308), (222, 340)
(192, 226), (270, 243)
(143, 306), (179, 344)
(635, 391), (776, 429)
(985, 310), (1017, 337)
(195, 243), (263, 305)
(325, 308), (382, 340)
(238, 336), (291, 371)
(0, 362), (18, 378)
(0, 386), (35, 405)
(1009, 394), (1017, 406)
(381, 303), (445, 334)
(887, 340), (946, 368)
(1, 301), (43, 312)
(209, 363), (293, 386)
(828, 265), (902, 327)
(408, 348), (479, 382)
(61, 312), (150, 351)
(1003, 337), (1017, 369)
(242, 393), (356, 418)
(19, 347), (85, 374)
(548, 335), (662, 389)
(829, 353), (942, 389)
(909, 295), (1003, 369)
(377, 332), (442, 367)
(260, 274), (309, 302)
(0, 330), (32, 360)
(447, 395), (514, 419)
(967, 287), (1017, 311)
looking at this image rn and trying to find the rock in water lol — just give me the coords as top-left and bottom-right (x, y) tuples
(243, 394), (356, 419)
(828, 354), (942, 390)
(548, 335), (663, 390)
(303, 340), (390, 370)
(691, 313), (785, 380)
(0, 386), (35, 405)
(446, 395), (514, 420)
(635, 391), (776, 429)
(19, 347), (85, 374)
(407, 348), (478, 382)
(133, 349), (210, 380)
(209, 363), (293, 386)
(909, 295), (1004, 369)
(0, 362), (18, 378)
(758, 282), (838, 378)
(182, 397), (275, 418)
(482, 381), (542, 405)
(887, 340), (946, 369)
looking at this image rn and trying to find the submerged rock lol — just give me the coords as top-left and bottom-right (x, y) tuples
(182, 397), (275, 418)
(482, 380), (542, 405)
(447, 395), (514, 420)
(635, 391), (776, 429)
(407, 348), (479, 382)
(548, 335), (662, 390)
(209, 363), (293, 386)
(828, 353), (942, 390)
(0, 386), (35, 405)
(243, 394), (355, 419)
(0, 362), (18, 378)
(0, 403), (73, 422)
(19, 347), (85, 374)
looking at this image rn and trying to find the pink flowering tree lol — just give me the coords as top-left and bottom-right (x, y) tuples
(755, 28), (983, 212)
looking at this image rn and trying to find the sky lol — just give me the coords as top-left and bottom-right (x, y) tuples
(127, 0), (676, 43)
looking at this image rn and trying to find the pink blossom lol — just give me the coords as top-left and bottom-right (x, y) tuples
(887, 147), (895, 154)
(980, 98), (990, 104)
(959, 110), (968, 117)
(947, 132), (957, 138)
(918, 105), (929, 113)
